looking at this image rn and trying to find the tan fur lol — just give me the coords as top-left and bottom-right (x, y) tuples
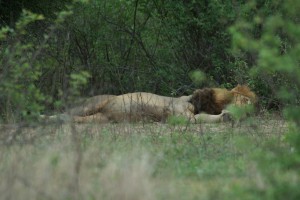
(46, 85), (257, 123)
(69, 95), (116, 116)
(231, 84), (257, 105)
(73, 92), (195, 123)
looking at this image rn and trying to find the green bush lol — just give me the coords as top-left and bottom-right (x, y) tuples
(1, 0), (263, 114)
(36, 0), (247, 96)
(0, 10), (46, 122)
(0, 4), (89, 123)
(231, 0), (300, 198)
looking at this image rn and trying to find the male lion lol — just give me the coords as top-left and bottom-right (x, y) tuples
(44, 84), (257, 123)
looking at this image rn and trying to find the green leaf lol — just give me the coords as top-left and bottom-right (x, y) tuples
(189, 70), (206, 86)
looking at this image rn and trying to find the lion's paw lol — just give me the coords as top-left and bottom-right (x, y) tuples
(221, 110), (233, 122)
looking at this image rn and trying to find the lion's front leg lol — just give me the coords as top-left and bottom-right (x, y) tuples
(194, 110), (232, 123)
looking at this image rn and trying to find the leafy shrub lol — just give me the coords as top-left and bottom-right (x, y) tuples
(0, 3), (89, 123)
(38, 0), (248, 96)
(231, 0), (300, 198)
(0, 10), (46, 122)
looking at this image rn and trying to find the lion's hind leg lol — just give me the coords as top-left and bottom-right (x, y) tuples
(73, 113), (109, 123)
(70, 95), (116, 116)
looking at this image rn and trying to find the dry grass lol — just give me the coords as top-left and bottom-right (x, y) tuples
(0, 116), (291, 200)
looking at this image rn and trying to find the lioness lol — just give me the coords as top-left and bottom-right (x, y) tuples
(45, 85), (257, 123)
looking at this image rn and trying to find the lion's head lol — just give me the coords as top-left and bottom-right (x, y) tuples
(189, 85), (257, 115)
(230, 84), (257, 106)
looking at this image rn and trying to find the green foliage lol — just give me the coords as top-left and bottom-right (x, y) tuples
(0, 0), (71, 27)
(0, 10), (46, 122)
(39, 0), (244, 96)
(15, 10), (45, 31)
(1, 0), (262, 117)
(69, 71), (90, 98)
(226, 104), (255, 121)
(189, 70), (206, 86)
(166, 115), (189, 126)
(0, 3), (89, 122)
(231, 0), (300, 198)
(230, 0), (300, 109)
(231, 0), (300, 123)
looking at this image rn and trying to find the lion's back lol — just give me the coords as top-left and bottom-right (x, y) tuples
(101, 92), (174, 122)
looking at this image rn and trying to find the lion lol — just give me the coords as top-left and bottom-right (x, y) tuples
(44, 84), (257, 123)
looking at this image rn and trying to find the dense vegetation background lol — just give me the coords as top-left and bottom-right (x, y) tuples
(0, 0), (299, 125)
(1, 0), (292, 121)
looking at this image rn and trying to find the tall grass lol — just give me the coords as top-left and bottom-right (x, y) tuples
(0, 117), (293, 200)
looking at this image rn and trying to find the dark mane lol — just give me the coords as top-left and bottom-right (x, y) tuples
(189, 88), (222, 115)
